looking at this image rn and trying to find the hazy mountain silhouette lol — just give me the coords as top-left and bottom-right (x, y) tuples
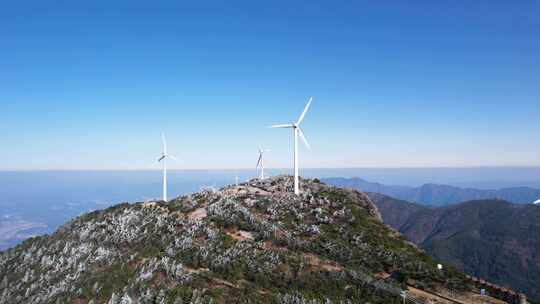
(324, 177), (540, 206)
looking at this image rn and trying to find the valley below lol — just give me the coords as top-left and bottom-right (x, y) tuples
(368, 192), (540, 303)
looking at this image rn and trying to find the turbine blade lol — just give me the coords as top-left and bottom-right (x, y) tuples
(256, 154), (262, 168)
(298, 128), (311, 150)
(150, 159), (160, 168)
(167, 154), (178, 161)
(296, 97), (313, 125)
(161, 133), (167, 154)
(269, 124), (294, 128)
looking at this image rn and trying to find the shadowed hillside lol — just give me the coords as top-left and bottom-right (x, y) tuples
(369, 193), (540, 303)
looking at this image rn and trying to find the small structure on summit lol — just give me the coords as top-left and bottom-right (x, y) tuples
(256, 146), (270, 180)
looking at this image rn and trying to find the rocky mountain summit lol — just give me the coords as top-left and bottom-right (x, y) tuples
(1, 176), (474, 303)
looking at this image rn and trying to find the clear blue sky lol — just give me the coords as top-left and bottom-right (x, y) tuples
(1, 1), (538, 170)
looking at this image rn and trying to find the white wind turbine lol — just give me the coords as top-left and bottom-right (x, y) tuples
(154, 133), (176, 202)
(256, 147), (270, 180)
(270, 97), (313, 195)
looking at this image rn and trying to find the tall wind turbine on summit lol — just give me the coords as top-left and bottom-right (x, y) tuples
(154, 133), (176, 201)
(256, 147), (270, 180)
(270, 97), (313, 195)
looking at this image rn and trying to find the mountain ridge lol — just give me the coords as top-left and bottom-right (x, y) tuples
(368, 193), (540, 302)
(324, 177), (540, 206)
(0, 176), (480, 303)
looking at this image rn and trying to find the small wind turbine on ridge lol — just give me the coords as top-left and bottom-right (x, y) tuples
(270, 97), (313, 195)
(153, 133), (177, 202)
(256, 147), (270, 180)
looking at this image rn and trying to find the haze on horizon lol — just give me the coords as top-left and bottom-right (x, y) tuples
(1, 1), (539, 171)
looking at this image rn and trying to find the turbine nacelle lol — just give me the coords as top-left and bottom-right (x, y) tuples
(157, 153), (176, 163)
(268, 125), (310, 150)
(257, 147), (271, 157)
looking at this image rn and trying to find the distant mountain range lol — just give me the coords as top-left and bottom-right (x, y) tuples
(323, 177), (540, 206)
(368, 192), (540, 303)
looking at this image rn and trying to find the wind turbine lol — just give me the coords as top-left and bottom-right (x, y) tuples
(256, 147), (270, 180)
(154, 133), (176, 202)
(270, 97), (313, 195)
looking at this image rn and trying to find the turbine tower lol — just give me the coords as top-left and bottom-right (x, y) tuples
(256, 147), (270, 180)
(270, 97), (312, 195)
(155, 133), (176, 202)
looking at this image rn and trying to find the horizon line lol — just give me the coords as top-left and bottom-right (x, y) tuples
(1, 165), (540, 172)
